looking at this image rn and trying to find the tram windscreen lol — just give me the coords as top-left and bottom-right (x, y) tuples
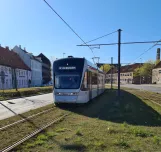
(53, 58), (85, 89)
(55, 75), (80, 89)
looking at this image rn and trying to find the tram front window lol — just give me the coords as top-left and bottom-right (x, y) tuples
(55, 75), (80, 89)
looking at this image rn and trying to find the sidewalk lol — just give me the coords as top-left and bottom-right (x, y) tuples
(0, 93), (53, 120)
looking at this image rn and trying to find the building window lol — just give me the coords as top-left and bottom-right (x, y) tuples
(159, 70), (161, 74)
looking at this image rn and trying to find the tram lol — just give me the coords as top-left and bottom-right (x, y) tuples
(53, 56), (105, 104)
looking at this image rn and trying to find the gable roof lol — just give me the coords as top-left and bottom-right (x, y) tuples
(154, 61), (161, 69)
(14, 45), (42, 63)
(37, 53), (51, 66)
(120, 63), (142, 73)
(106, 63), (142, 74)
(0, 46), (31, 70)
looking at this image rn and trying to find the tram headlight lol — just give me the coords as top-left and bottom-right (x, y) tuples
(55, 92), (78, 96)
(70, 92), (78, 95)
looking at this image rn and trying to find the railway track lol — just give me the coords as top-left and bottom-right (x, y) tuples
(0, 107), (55, 131)
(127, 89), (161, 107)
(1, 113), (69, 152)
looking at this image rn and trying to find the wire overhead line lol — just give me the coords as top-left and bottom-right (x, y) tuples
(78, 40), (161, 46)
(43, 0), (96, 64)
(81, 30), (117, 45)
(132, 39), (161, 63)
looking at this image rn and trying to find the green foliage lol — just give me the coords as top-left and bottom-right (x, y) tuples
(131, 128), (153, 137)
(153, 136), (161, 145)
(133, 60), (155, 77)
(114, 138), (130, 148)
(139, 60), (155, 77)
(133, 68), (140, 77)
(156, 59), (160, 65)
(76, 129), (83, 136)
(100, 64), (111, 73)
(0, 86), (53, 99)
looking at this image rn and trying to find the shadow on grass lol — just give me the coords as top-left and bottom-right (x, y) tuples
(58, 89), (161, 126)
(61, 143), (86, 151)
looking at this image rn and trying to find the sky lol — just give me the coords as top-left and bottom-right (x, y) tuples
(0, 0), (161, 64)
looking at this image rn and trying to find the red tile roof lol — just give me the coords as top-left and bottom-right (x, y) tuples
(106, 63), (142, 74)
(0, 47), (31, 70)
(120, 63), (142, 73)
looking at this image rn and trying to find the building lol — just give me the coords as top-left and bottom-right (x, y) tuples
(106, 63), (143, 84)
(0, 46), (31, 90)
(13, 45), (42, 87)
(152, 48), (161, 84)
(152, 61), (161, 84)
(37, 53), (51, 84)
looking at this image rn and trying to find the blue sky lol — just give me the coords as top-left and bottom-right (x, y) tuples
(0, 0), (161, 64)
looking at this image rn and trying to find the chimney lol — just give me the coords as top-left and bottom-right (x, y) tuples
(156, 48), (160, 60)
(6, 46), (9, 50)
(19, 45), (21, 49)
(24, 47), (26, 51)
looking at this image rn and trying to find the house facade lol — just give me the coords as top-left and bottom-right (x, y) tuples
(13, 45), (42, 87)
(152, 61), (161, 84)
(0, 46), (31, 90)
(106, 63), (142, 84)
(37, 53), (51, 84)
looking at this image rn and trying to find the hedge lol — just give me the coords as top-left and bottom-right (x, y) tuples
(0, 86), (53, 99)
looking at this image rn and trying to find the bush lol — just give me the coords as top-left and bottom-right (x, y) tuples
(0, 86), (53, 99)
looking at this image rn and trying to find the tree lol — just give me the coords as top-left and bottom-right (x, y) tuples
(134, 60), (155, 78)
(133, 67), (140, 77)
(139, 60), (155, 77)
(100, 64), (111, 73)
(156, 59), (160, 65)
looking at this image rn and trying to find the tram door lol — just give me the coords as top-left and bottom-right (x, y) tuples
(87, 71), (92, 100)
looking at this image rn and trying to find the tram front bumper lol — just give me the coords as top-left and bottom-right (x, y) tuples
(54, 95), (77, 103)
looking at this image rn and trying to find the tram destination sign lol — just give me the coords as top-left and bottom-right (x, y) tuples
(59, 66), (76, 70)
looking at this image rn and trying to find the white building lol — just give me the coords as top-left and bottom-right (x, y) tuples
(13, 45), (42, 87)
(0, 46), (31, 90)
(152, 61), (161, 84)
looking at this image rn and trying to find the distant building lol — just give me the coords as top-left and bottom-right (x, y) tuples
(106, 63), (143, 84)
(0, 46), (31, 90)
(152, 48), (161, 84)
(152, 61), (161, 84)
(37, 53), (51, 84)
(13, 45), (42, 87)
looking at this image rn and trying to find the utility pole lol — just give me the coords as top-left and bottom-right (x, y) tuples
(111, 57), (113, 89)
(13, 68), (18, 91)
(118, 29), (122, 98)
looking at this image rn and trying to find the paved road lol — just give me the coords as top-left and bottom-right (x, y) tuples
(110, 84), (161, 93)
(0, 93), (53, 120)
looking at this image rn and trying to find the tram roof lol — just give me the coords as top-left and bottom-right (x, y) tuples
(54, 57), (104, 73)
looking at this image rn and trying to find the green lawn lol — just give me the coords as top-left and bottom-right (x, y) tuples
(12, 89), (161, 152)
(0, 86), (53, 101)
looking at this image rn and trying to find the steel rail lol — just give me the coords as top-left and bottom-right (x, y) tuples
(1, 113), (69, 152)
(0, 107), (55, 131)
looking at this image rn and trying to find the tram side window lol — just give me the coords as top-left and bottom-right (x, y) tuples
(81, 71), (88, 91)
(92, 73), (97, 84)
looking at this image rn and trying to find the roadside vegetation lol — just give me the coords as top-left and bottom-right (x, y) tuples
(11, 88), (161, 152)
(0, 86), (53, 101)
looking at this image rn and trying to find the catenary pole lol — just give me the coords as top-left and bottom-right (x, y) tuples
(118, 29), (122, 98)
